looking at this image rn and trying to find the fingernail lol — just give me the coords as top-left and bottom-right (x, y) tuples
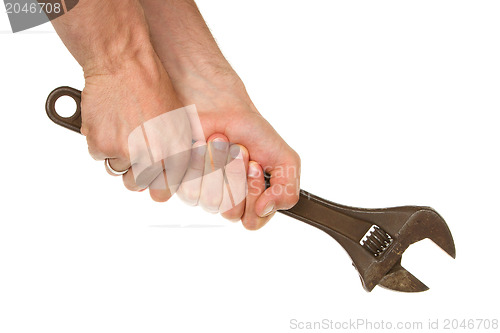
(260, 201), (275, 217)
(248, 162), (260, 178)
(212, 138), (228, 151)
(229, 145), (243, 159)
(139, 188), (147, 192)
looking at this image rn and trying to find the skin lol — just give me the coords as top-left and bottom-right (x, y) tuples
(50, 0), (190, 183)
(49, 0), (301, 230)
(140, 0), (302, 229)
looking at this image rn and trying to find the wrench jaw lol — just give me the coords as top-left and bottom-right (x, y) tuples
(326, 207), (455, 292)
(386, 208), (456, 260)
(409, 209), (456, 259)
(377, 260), (429, 292)
(362, 208), (456, 292)
(273, 186), (455, 292)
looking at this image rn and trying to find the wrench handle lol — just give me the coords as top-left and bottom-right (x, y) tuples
(46, 86), (83, 134)
(282, 190), (374, 243)
(45, 86), (374, 244)
(264, 174), (374, 242)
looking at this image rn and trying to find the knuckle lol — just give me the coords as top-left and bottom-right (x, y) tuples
(148, 142), (164, 162)
(289, 191), (300, 206)
(292, 150), (301, 167)
(87, 131), (128, 159)
(115, 139), (130, 160)
(296, 154), (301, 168)
(87, 134), (113, 156)
(80, 125), (89, 136)
(281, 190), (300, 208)
(87, 146), (101, 160)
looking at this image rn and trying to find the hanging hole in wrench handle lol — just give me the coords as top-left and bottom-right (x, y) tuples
(46, 86), (83, 134)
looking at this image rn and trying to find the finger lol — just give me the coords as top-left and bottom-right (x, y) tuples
(122, 169), (142, 192)
(86, 138), (109, 161)
(85, 133), (132, 176)
(122, 162), (163, 192)
(220, 144), (249, 222)
(241, 161), (274, 230)
(177, 141), (207, 206)
(161, 146), (192, 196)
(126, 109), (192, 194)
(122, 140), (192, 195)
(255, 153), (301, 217)
(105, 158), (131, 176)
(199, 135), (229, 213)
(86, 130), (128, 162)
(149, 168), (172, 202)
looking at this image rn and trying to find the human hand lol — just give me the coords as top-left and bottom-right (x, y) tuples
(140, 0), (301, 229)
(81, 52), (194, 200)
(167, 68), (301, 230)
(50, 0), (197, 200)
(52, 0), (301, 229)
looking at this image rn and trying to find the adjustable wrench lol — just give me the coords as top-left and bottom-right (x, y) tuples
(46, 86), (456, 292)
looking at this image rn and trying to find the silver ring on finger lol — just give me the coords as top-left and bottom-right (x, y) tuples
(105, 158), (128, 176)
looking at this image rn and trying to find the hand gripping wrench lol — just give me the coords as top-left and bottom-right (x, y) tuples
(46, 86), (456, 292)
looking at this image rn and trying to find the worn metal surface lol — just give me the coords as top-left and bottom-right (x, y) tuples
(275, 187), (455, 292)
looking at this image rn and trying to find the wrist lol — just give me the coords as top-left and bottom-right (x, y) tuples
(80, 2), (153, 76)
(140, 0), (236, 83)
(168, 53), (235, 81)
(52, 0), (153, 75)
(83, 36), (157, 78)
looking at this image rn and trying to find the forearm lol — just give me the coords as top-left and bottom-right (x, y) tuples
(51, 0), (154, 75)
(139, 0), (233, 78)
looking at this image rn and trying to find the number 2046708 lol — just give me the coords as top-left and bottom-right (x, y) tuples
(5, 2), (62, 14)
(443, 319), (498, 330)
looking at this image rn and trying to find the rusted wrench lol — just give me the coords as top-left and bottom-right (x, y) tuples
(46, 86), (456, 293)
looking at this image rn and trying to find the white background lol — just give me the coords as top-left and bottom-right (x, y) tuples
(1, 1), (499, 332)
